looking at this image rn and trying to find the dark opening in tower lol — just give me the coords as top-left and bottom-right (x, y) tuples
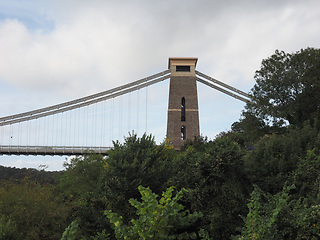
(181, 97), (185, 121)
(181, 125), (186, 140)
(176, 65), (190, 72)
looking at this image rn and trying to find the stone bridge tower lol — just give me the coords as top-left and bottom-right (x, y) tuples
(166, 57), (200, 149)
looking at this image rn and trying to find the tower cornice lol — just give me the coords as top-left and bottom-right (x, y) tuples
(168, 57), (198, 69)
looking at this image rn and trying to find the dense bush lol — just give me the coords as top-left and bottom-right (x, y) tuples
(0, 178), (71, 240)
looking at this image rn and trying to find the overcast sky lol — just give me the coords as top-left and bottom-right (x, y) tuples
(0, 0), (319, 171)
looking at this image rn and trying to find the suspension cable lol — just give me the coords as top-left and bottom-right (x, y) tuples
(196, 77), (250, 103)
(196, 70), (250, 98)
(0, 73), (171, 126)
(0, 70), (170, 122)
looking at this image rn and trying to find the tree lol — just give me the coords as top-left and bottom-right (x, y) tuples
(233, 112), (267, 145)
(59, 133), (176, 238)
(173, 136), (250, 239)
(236, 182), (320, 240)
(246, 48), (320, 127)
(0, 178), (71, 240)
(104, 133), (176, 221)
(291, 148), (320, 200)
(106, 185), (204, 240)
(59, 153), (110, 237)
(0, 216), (21, 240)
(236, 184), (297, 240)
(244, 122), (319, 194)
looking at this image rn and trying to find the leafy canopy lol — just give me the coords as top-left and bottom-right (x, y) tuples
(106, 185), (204, 240)
(246, 48), (320, 126)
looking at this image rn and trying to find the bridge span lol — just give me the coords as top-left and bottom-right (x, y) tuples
(0, 145), (110, 156)
(0, 57), (251, 156)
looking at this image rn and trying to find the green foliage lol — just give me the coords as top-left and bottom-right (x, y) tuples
(180, 136), (208, 152)
(0, 165), (61, 184)
(0, 178), (71, 240)
(61, 220), (110, 240)
(244, 122), (320, 194)
(60, 153), (106, 201)
(289, 149), (320, 239)
(237, 184), (296, 239)
(106, 185), (203, 240)
(291, 148), (320, 199)
(59, 133), (176, 237)
(61, 221), (80, 240)
(246, 47), (320, 127)
(236, 182), (320, 240)
(0, 215), (21, 240)
(57, 127), (320, 239)
(174, 136), (250, 239)
(235, 112), (267, 144)
(104, 133), (176, 221)
(59, 153), (110, 237)
(295, 202), (320, 239)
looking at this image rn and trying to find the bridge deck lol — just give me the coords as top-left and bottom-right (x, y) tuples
(0, 145), (111, 156)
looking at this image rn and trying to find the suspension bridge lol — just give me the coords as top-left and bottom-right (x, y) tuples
(0, 58), (250, 156)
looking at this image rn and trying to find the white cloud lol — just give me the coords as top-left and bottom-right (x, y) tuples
(1, 0), (319, 97)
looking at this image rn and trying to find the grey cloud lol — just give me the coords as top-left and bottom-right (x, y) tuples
(0, 0), (319, 97)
